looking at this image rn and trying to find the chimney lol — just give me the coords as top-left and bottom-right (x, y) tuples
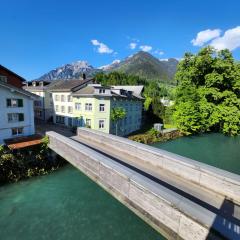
(82, 73), (86, 80)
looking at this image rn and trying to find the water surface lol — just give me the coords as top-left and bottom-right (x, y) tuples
(151, 133), (240, 175)
(0, 165), (165, 240)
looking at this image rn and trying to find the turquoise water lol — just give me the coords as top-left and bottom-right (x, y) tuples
(151, 133), (240, 175)
(0, 165), (165, 240)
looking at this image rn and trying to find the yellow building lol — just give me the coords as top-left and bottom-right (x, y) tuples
(72, 84), (143, 136)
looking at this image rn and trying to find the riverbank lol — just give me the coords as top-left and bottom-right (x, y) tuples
(0, 137), (66, 185)
(128, 127), (183, 144)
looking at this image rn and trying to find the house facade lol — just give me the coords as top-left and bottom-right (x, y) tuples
(0, 81), (37, 144)
(24, 80), (54, 121)
(72, 84), (143, 136)
(0, 65), (25, 88)
(49, 79), (93, 127)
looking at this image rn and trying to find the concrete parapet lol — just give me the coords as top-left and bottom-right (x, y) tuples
(77, 128), (240, 204)
(47, 131), (240, 240)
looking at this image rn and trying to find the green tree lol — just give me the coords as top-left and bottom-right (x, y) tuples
(174, 47), (240, 135)
(110, 107), (126, 136)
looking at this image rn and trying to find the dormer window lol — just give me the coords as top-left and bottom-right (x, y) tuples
(99, 89), (105, 94)
(0, 75), (7, 83)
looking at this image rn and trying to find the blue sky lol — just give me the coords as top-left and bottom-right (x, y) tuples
(1, 0), (240, 80)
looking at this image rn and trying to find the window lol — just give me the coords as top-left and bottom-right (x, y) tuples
(85, 103), (92, 111)
(99, 104), (105, 112)
(55, 105), (59, 112)
(75, 103), (81, 111)
(55, 95), (59, 101)
(68, 118), (73, 126)
(86, 119), (91, 127)
(8, 113), (24, 122)
(68, 95), (72, 102)
(56, 115), (65, 124)
(12, 127), (23, 136)
(8, 113), (19, 122)
(6, 99), (23, 108)
(99, 120), (105, 129)
(0, 75), (7, 83)
(68, 106), (73, 114)
(34, 100), (42, 107)
(99, 89), (105, 94)
(61, 95), (65, 102)
(61, 106), (65, 113)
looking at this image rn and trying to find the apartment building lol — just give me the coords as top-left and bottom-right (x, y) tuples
(72, 84), (143, 136)
(0, 68), (37, 144)
(24, 80), (54, 121)
(49, 79), (93, 127)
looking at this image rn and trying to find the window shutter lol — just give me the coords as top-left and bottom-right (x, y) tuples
(18, 99), (23, 107)
(19, 113), (24, 121)
(6, 99), (11, 107)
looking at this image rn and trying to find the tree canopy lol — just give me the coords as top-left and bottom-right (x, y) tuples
(174, 47), (240, 135)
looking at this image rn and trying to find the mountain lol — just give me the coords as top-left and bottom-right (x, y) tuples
(36, 52), (179, 82)
(159, 58), (179, 80)
(99, 60), (121, 71)
(104, 51), (178, 83)
(36, 61), (100, 81)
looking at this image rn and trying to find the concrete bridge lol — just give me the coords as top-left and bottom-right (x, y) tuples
(47, 128), (240, 240)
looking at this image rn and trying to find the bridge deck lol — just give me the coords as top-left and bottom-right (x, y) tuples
(47, 130), (240, 240)
(72, 135), (240, 226)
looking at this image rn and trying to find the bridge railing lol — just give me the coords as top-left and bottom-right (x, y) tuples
(77, 127), (240, 205)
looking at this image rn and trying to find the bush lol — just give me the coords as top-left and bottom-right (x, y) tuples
(0, 140), (66, 185)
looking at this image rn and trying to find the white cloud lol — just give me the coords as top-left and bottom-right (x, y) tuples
(91, 39), (113, 54)
(154, 50), (164, 55)
(129, 42), (137, 49)
(139, 45), (152, 52)
(210, 26), (240, 51)
(191, 29), (221, 46)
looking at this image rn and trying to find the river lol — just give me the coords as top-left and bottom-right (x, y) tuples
(0, 165), (165, 240)
(151, 133), (240, 175)
(0, 133), (239, 240)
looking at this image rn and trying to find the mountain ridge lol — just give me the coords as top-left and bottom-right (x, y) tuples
(36, 51), (179, 83)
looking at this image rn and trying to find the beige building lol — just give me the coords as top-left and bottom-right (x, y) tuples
(24, 80), (55, 121)
(49, 79), (92, 126)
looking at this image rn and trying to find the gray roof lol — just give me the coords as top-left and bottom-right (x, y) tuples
(73, 85), (95, 95)
(73, 85), (144, 100)
(48, 79), (92, 92)
(0, 81), (39, 99)
(111, 85), (144, 99)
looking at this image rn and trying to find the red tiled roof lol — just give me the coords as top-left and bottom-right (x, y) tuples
(5, 134), (43, 149)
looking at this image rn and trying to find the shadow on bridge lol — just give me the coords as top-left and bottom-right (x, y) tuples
(207, 199), (240, 239)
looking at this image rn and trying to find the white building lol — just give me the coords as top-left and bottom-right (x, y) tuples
(0, 81), (37, 144)
(49, 79), (93, 127)
(24, 80), (59, 122)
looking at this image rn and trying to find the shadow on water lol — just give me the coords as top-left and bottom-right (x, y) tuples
(207, 199), (240, 240)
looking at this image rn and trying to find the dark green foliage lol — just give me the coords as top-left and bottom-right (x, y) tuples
(174, 47), (240, 135)
(95, 71), (147, 86)
(0, 140), (66, 185)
